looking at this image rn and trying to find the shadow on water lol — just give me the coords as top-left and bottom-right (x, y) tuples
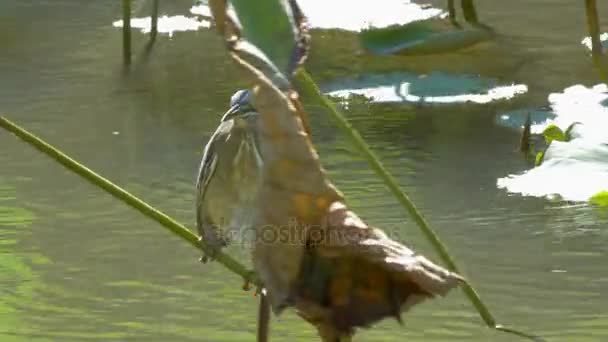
(1, 0), (608, 341)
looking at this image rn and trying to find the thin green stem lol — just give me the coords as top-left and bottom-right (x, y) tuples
(0, 116), (257, 286)
(151, 0), (159, 42)
(585, 0), (602, 57)
(447, 0), (457, 24)
(461, 0), (479, 24)
(122, 0), (132, 66)
(295, 70), (544, 342)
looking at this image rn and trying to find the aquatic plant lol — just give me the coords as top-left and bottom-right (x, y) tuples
(590, 191), (608, 207)
(534, 122), (580, 166)
(121, 0), (161, 66)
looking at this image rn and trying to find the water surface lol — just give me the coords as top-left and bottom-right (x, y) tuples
(1, 1), (607, 341)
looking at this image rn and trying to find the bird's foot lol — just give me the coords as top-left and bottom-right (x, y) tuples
(198, 236), (228, 264)
(242, 271), (257, 292)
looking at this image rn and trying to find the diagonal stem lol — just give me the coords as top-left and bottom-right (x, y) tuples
(294, 70), (544, 342)
(0, 115), (258, 287)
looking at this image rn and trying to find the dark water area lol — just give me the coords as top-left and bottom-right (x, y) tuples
(1, 1), (607, 341)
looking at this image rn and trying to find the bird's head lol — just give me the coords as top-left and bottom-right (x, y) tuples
(221, 89), (255, 122)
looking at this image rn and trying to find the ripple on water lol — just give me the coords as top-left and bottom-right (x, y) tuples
(497, 84), (608, 202)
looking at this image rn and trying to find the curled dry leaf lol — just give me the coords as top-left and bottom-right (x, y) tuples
(226, 52), (462, 340)
(207, 1), (463, 340)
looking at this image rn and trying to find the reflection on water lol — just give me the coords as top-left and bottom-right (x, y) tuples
(1, 0), (608, 341)
(323, 72), (527, 104)
(498, 84), (608, 202)
(112, 15), (210, 37)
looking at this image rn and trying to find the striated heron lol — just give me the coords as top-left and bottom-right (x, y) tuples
(195, 89), (263, 263)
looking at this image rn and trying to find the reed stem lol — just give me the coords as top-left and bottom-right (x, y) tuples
(151, 0), (159, 42)
(0, 116), (257, 286)
(122, 0), (132, 66)
(461, 0), (479, 24)
(294, 70), (543, 342)
(585, 0), (602, 56)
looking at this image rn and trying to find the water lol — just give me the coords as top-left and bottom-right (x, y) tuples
(1, 0), (607, 341)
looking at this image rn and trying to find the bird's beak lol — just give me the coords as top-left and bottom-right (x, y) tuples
(220, 104), (240, 122)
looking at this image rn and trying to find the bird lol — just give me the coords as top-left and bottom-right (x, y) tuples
(195, 89), (263, 263)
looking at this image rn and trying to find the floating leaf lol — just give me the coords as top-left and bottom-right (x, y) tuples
(590, 191), (608, 207)
(359, 19), (493, 56)
(542, 124), (567, 144)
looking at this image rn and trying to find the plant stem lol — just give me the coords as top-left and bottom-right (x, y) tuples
(462, 0), (479, 24)
(585, 0), (602, 56)
(294, 70), (543, 342)
(122, 0), (132, 66)
(151, 0), (159, 42)
(0, 116), (257, 286)
(447, 0), (457, 24)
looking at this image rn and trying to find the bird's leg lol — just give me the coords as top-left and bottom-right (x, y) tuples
(256, 287), (270, 342)
(461, 0), (479, 24)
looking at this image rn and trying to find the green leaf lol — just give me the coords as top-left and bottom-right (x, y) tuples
(535, 150), (545, 166)
(590, 191), (608, 207)
(542, 124), (566, 144)
(229, 0), (301, 77)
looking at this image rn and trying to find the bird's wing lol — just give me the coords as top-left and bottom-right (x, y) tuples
(195, 124), (228, 238)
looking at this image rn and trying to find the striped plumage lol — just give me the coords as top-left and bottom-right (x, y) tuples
(196, 90), (262, 262)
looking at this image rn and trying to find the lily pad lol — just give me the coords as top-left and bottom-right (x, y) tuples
(359, 18), (494, 56)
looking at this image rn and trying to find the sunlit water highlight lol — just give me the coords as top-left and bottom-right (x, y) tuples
(323, 72), (528, 104)
(112, 15), (210, 37)
(497, 84), (608, 202)
(191, 0), (443, 32)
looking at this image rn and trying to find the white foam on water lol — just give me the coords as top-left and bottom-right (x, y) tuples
(323, 72), (527, 104)
(190, 0), (443, 32)
(112, 15), (211, 37)
(497, 84), (608, 202)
